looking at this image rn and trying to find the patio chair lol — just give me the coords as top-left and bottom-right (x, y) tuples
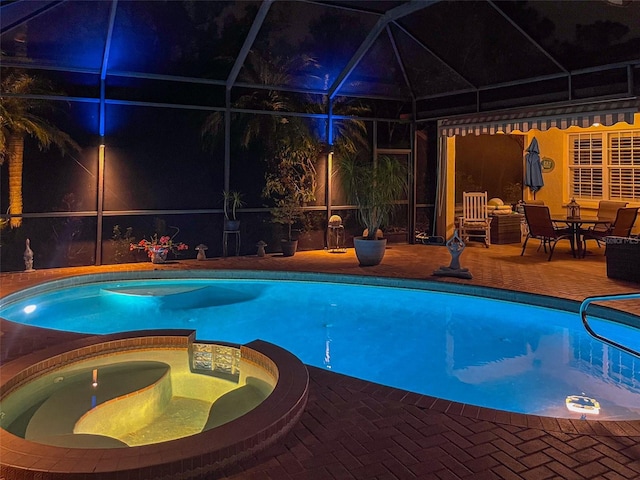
(520, 200), (545, 239)
(589, 200), (628, 235)
(459, 192), (492, 247)
(581, 207), (638, 257)
(521, 205), (575, 261)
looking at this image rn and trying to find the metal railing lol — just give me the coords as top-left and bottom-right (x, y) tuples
(579, 293), (640, 359)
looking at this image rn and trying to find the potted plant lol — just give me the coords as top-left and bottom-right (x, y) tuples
(270, 194), (304, 256)
(337, 154), (407, 266)
(130, 227), (189, 264)
(222, 190), (244, 231)
(263, 123), (320, 257)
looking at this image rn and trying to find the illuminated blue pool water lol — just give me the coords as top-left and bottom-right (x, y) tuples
(2, 273), (640, 420)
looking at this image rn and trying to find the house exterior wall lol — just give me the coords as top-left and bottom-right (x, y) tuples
(443, 112), (640, 239)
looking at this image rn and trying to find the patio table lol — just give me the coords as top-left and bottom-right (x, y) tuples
(550, 216), (610, 257)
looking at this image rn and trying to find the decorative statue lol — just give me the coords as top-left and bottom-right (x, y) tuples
(195, 244), (208, 261)
(24, 238), (35, 272)
(445, 231), (464, 270)
(433, 229), (472, 279)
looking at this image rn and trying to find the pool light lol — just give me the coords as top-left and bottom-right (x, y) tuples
(565, 394), (600, 415)
(23, 305), (36, 314)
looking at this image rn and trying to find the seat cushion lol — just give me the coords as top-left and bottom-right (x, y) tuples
(463, 221), (489, 227)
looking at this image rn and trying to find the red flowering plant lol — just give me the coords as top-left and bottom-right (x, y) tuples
(130, 228), (189, 260)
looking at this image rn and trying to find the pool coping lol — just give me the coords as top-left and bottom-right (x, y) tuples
(0, 331), (310, 479)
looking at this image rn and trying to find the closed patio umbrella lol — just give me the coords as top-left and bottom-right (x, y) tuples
(524, 137), (544, 199)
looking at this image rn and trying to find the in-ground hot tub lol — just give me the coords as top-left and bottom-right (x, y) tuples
(0, 331), (309, 479)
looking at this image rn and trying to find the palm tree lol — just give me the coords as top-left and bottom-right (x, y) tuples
(201, 51), (322, 210)
(0, 68), (79, 228)
(201, 51), (318, 152)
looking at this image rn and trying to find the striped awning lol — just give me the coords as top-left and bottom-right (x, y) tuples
(439, 98), (639, 137)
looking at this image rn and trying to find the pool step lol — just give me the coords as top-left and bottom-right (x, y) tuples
(204, 384), (267, 430)
(101, 284), (262, 309)
(118, 397), (211, 446)
(24, 362), (169, 444)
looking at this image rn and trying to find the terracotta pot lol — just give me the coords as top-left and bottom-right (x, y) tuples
(353, 236), (387, 266)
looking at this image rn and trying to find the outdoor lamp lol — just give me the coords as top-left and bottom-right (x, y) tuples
(328, 215), (345, 253)
(329, 215), (342, 227)
(567, 198), (581, 219)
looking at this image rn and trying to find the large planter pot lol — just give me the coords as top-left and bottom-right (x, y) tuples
(280, 240), (298, 257)
(353, 236), (387, 266)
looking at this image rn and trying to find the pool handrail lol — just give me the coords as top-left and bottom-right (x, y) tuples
(580, 293), (640, 359)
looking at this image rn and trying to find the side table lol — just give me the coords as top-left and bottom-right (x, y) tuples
(489, 214), (523, 244)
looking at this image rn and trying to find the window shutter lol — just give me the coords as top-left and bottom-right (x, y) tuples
(569, 133), (603, 200)
(608, 132), (640, 201)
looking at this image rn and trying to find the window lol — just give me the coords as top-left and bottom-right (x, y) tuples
(569, 131), (640, 201)
(568, 133), (603, 199)
(610, 132), (640, 200)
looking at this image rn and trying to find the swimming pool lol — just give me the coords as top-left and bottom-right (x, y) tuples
(2, 271), (640, 420)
